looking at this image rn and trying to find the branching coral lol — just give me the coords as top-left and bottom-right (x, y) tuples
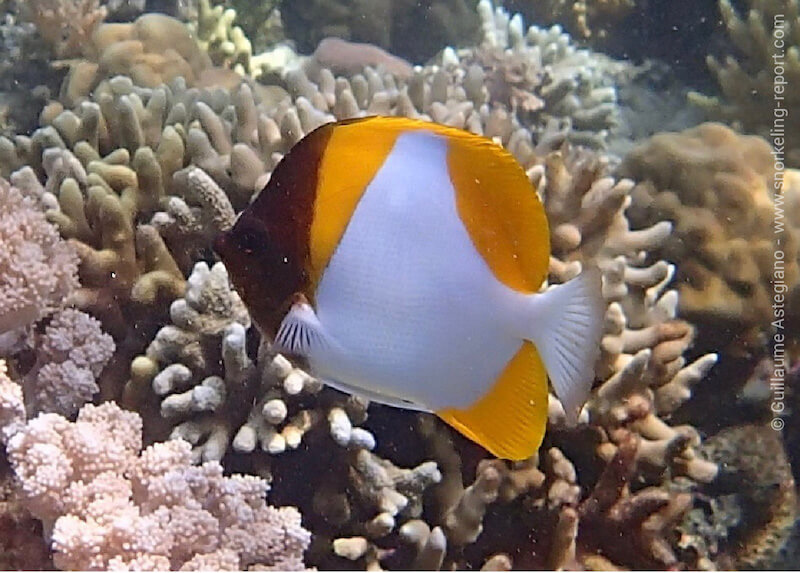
(124, 260), (253, 461)
(689, 0), (800, 166)
(506, 0), (637, 41)
(59, 12), (214, 105)
(621, 122), (800, 354)
(0, 177), (78, 338)
(22, 308), (115, 418)
(22, 0), (107, 59)
(458, 0), (630, 149)
(0, 1), (736, 566)
(5, 400), (310, 570)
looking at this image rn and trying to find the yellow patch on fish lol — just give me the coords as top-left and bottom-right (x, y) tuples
(215, 116), (605, 460)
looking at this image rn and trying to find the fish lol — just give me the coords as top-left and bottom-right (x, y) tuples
(214, 116), (605, 460)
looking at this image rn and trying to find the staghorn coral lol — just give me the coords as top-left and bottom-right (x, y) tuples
(0, 176), (78, 339)
(4, 400), (310, 570)
(621, 122), (800, 355)
(689, 0), (800, 166)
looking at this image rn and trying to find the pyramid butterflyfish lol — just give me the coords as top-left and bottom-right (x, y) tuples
(214, 116), (605, 460)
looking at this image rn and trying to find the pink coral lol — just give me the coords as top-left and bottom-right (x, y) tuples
(0, 178), (78, 336)
(6, 401), (310, 570)
(25, 308), (115, 417)
(0, 360), (25, 443)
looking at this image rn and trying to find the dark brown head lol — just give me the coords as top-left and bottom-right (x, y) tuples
(214, 122), (335, 336)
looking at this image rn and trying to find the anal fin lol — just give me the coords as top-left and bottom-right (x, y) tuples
(437, 342), (548, 460)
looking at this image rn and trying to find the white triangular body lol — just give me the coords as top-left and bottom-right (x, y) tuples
(275, 129), (604, 417)
(309, 131), (524, 411)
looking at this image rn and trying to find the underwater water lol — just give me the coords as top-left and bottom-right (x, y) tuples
(0, 0), (798, 570)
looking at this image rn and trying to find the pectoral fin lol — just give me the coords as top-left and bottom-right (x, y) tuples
(274, 294), (334, 357)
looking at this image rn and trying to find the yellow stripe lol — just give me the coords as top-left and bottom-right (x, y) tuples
(447, 136), (549, 293)
(437, 342), (548, 460)
(308, 116), (549, 295)
(308, 119), (401, 291)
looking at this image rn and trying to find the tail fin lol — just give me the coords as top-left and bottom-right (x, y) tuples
(519, 267), (605, 424)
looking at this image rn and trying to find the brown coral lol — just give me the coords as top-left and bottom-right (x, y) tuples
(22, 0), (107, 59)
(60, 12), (215, 105)
(621, 122), (800, 355)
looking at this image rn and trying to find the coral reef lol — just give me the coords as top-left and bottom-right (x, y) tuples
(504, 0), (636, 42)
(21, 0), (107, 59)
(59, 12), (215, 105)
(0, 0), (786, 568)
(459, 0), (630, 149)
(0, 177), (78, 338)
(689, 0), (800, 166)
(0, 53), (720, 568)
(3, 399), (311, 570)
(21, 308), (115, 418)
(621, 122), (800, 355)
(280, 0), (481, 64)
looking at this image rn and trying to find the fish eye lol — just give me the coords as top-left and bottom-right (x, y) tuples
(233, 216), (267, 255)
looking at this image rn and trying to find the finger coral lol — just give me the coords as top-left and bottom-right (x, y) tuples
(5, 400), (310, 570)
(0, 177), (78, 338)
(59, 12), (214, 105)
